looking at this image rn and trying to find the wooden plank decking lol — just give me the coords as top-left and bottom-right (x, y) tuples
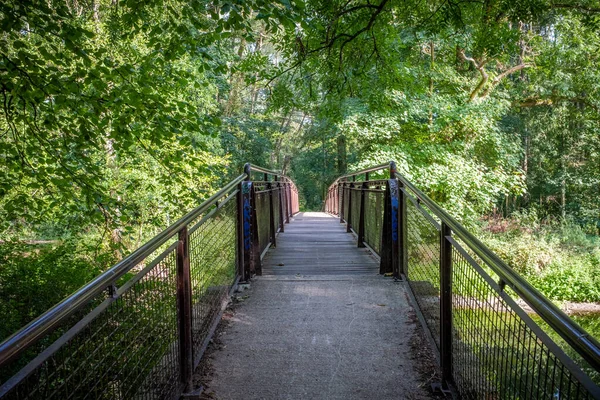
(262, 212), (379, 276)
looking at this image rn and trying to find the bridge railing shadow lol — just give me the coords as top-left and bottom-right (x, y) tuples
(0, 163), (299, 400)
(326, 161), (600, 399)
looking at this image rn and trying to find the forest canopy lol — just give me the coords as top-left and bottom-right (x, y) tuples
(1, 0), (600, 337)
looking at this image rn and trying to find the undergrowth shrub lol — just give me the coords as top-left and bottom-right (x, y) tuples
(480, 216), (600, 303)
(0, 240), (111, 341)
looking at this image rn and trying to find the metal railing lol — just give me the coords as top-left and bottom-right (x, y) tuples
(325, 161), (600, 399)
(0, 163), (299, 400)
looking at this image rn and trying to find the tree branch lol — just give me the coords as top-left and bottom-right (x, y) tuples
(459, 49), (488, 102)
(551, 3), (600, 13)
(481, 63), (532, 97)
(338, 0), (389, 65)
(515, 96), (599, 112)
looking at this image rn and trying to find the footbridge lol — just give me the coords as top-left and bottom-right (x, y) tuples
(0, 163), (599, 399)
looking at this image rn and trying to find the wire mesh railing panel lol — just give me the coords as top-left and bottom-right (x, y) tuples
(342, 186), (349, 222)
(280, 186), (288, 223)
(363, 188), (384, 256)
(451, 241), (597, 399)
(406, 199), (441, 350)
(188, 198), (237, 365)
(1, 245), (181, 400)
(0, 295), (106, 388)
(254, 189), (271, 256)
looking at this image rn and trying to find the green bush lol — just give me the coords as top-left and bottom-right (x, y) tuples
(480, 217), (600, 303)
(0, 241), (106, 341)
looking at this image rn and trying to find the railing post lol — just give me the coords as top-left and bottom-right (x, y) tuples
(288, 183), (293, 217)
(339, 182), (345, 223)
(284, 180), (290, 224)
(278, 180), (285, 233)
(440, 222), (453, 387)
(334, 185), (338, 216)
(380, 163), (400, 276)
(399, 182), (408, 277)
(250, 182), (262, 275)
(241, 164), (253, 282)
(176, 226), (193, 391)
(268, 181), (276, 248)
(236, 181), (245, 280)
(347, 180), (354, 233)
(357, 180), (367, 248)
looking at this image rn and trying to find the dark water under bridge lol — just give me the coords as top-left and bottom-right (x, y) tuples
(0, 162), (599, 400)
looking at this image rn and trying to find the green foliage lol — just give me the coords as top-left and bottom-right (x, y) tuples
(481, 217), (600, 302)
(2, 0), (600, 345)
(0, 240), (107, 340)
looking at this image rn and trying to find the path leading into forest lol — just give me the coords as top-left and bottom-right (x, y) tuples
(199, 212), (436, 400)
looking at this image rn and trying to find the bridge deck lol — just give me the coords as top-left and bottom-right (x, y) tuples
(200, 212), (435, 399)
(263, 211), (379, 275)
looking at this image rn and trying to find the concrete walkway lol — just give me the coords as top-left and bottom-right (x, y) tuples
(201, 212), (435, 400)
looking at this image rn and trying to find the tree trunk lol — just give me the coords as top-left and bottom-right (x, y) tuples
(337, 135), (347, 175)
(522, 127), (529, 206)
(429, 41), (434, 126)
(250, 33), (263, 114)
